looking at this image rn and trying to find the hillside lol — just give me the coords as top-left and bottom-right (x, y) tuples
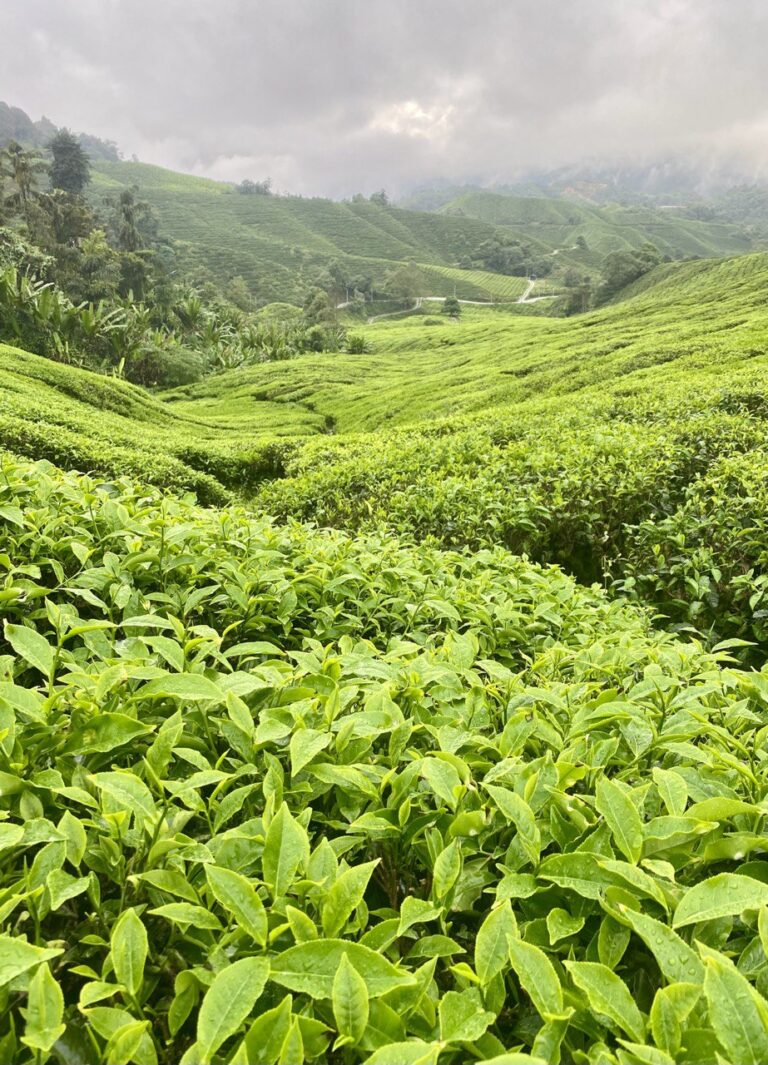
(5, 251), (768, 650)
(5, 248), (768, 1062)
(91, 161), (515, 304)
(438, 190), (754, 273)
(90, 160), (757, 305)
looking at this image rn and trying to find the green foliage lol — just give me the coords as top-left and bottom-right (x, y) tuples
(48, 129), (91, 196)
(2, 455), (768, 1063)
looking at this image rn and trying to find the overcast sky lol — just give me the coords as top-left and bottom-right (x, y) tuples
(3, 0), (768, 197)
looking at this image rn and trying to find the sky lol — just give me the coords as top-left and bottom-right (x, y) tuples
(3, 0), (768, 198)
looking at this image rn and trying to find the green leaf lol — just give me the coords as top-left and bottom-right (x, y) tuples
(149, 903), (222, 929)
(105, 1020), (151, 1065)
(595, 777), (643, 864)
(701, 943), (768, 1065)
(439, 987), (495, 1042)
(565, 960), (645, 1042)
(278, 1018), (304, 1065)
(67, 713), (153, 754)
(432, 839), (462, 899)
(21, 963), (65, 1053)
(475, 900), (518, 984)
(650, 983), (700, 1056)
(485, 784), (540, 865)
(673, 873), (768, 928)
(508, 936), (563, 1018)
(197, 957), (269, 1061)
(262, 803), (310, 898)
(142, 673), (224, 702)
(420, 757), (462, 810)
(5, 623), (53, 676)
(333, 952), (369, 1046)
(205, 865), (268, 945)
(547, 907), (585, 944)
(610, 904), (704, 983)
(242, 995), (293, 1065)
(0, 934), (62, 988)
(92, 771), (157, 823)
(110, 909), (148, 998)
(362, 1042), (442, 1065)
(271, 939), (415, 999)
(290, 728), (331, 776)
(322, 860), (378, 937)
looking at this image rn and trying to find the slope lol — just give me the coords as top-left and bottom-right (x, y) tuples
(439, 189), (754, 271)
(91, 161), (512, 303)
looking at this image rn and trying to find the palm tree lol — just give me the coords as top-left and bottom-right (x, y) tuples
(0, 141), (48, 228)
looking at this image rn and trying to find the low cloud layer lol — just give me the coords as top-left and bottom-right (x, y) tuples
(4, 0), (768, 196)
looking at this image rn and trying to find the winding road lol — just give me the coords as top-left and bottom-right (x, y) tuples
(340, 280), (556, 323)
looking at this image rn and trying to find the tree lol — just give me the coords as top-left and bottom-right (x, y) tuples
(48, 129), (91, 195)
(383, 261), (423, 303)
(600, 243), (661, 301)
(225, 275), (254, 311)
(237, 178), (271, 195)
(303, 286), (336, 327)
(1, 141), (47, 227)
(369, 189), (389, 207)
(442, 296), (461, 317)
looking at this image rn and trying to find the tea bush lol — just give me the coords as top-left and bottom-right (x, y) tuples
(2, 457), (768, 1063)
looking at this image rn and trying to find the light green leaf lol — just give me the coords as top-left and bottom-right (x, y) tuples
(278, 1019), (304, 1065)
(547, 907), (585, 944)
(362, 1042), (442, 1065)
(110, 909), (148, 998)
(673, 873), (768, 928)
(420, 757), (462, 811)
(508, 936), (563, 1018)
(205, 865), (267, 945)
(271, 939), (414, 999)
(650, 983), (700, 1056)
(333, 952), (369, 1046)
(5, 623), (53, 676)
(432, 839), (462, 899)
(701, 942), (768, 1065)
(322, 860), (378, 937)
(485, 784), (540, 865)
(290, 728), (331, 777)
(142, 673), (224, 702)
(439, 987), (495, 1043)
(652, 768), (688, 817)
(262, 803), (310, 898)
(21, 963), (65, 1053)
(0, 934), (62, 988)
(595, 777), (643, 864)
(565, 960), (645, 1042)
(149, 903), (222, 929)
(242, 994), (293, 1065)
(197, 957), (269, 1061)
(476, 900), (518, 984)
(92, 771), (157, 823)
(105, 1020), (150, 1065)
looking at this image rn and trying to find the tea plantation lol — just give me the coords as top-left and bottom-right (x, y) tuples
(4, 252), (768, 1062)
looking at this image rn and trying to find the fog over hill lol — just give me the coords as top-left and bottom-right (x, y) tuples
(5, 0), (768, 198)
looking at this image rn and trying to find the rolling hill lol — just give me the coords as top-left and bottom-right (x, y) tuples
(436, 189), (754, 274)
(5, 245), (768, 1062)
(90, 159), (757, 305)
(91, 161), (516, 304)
